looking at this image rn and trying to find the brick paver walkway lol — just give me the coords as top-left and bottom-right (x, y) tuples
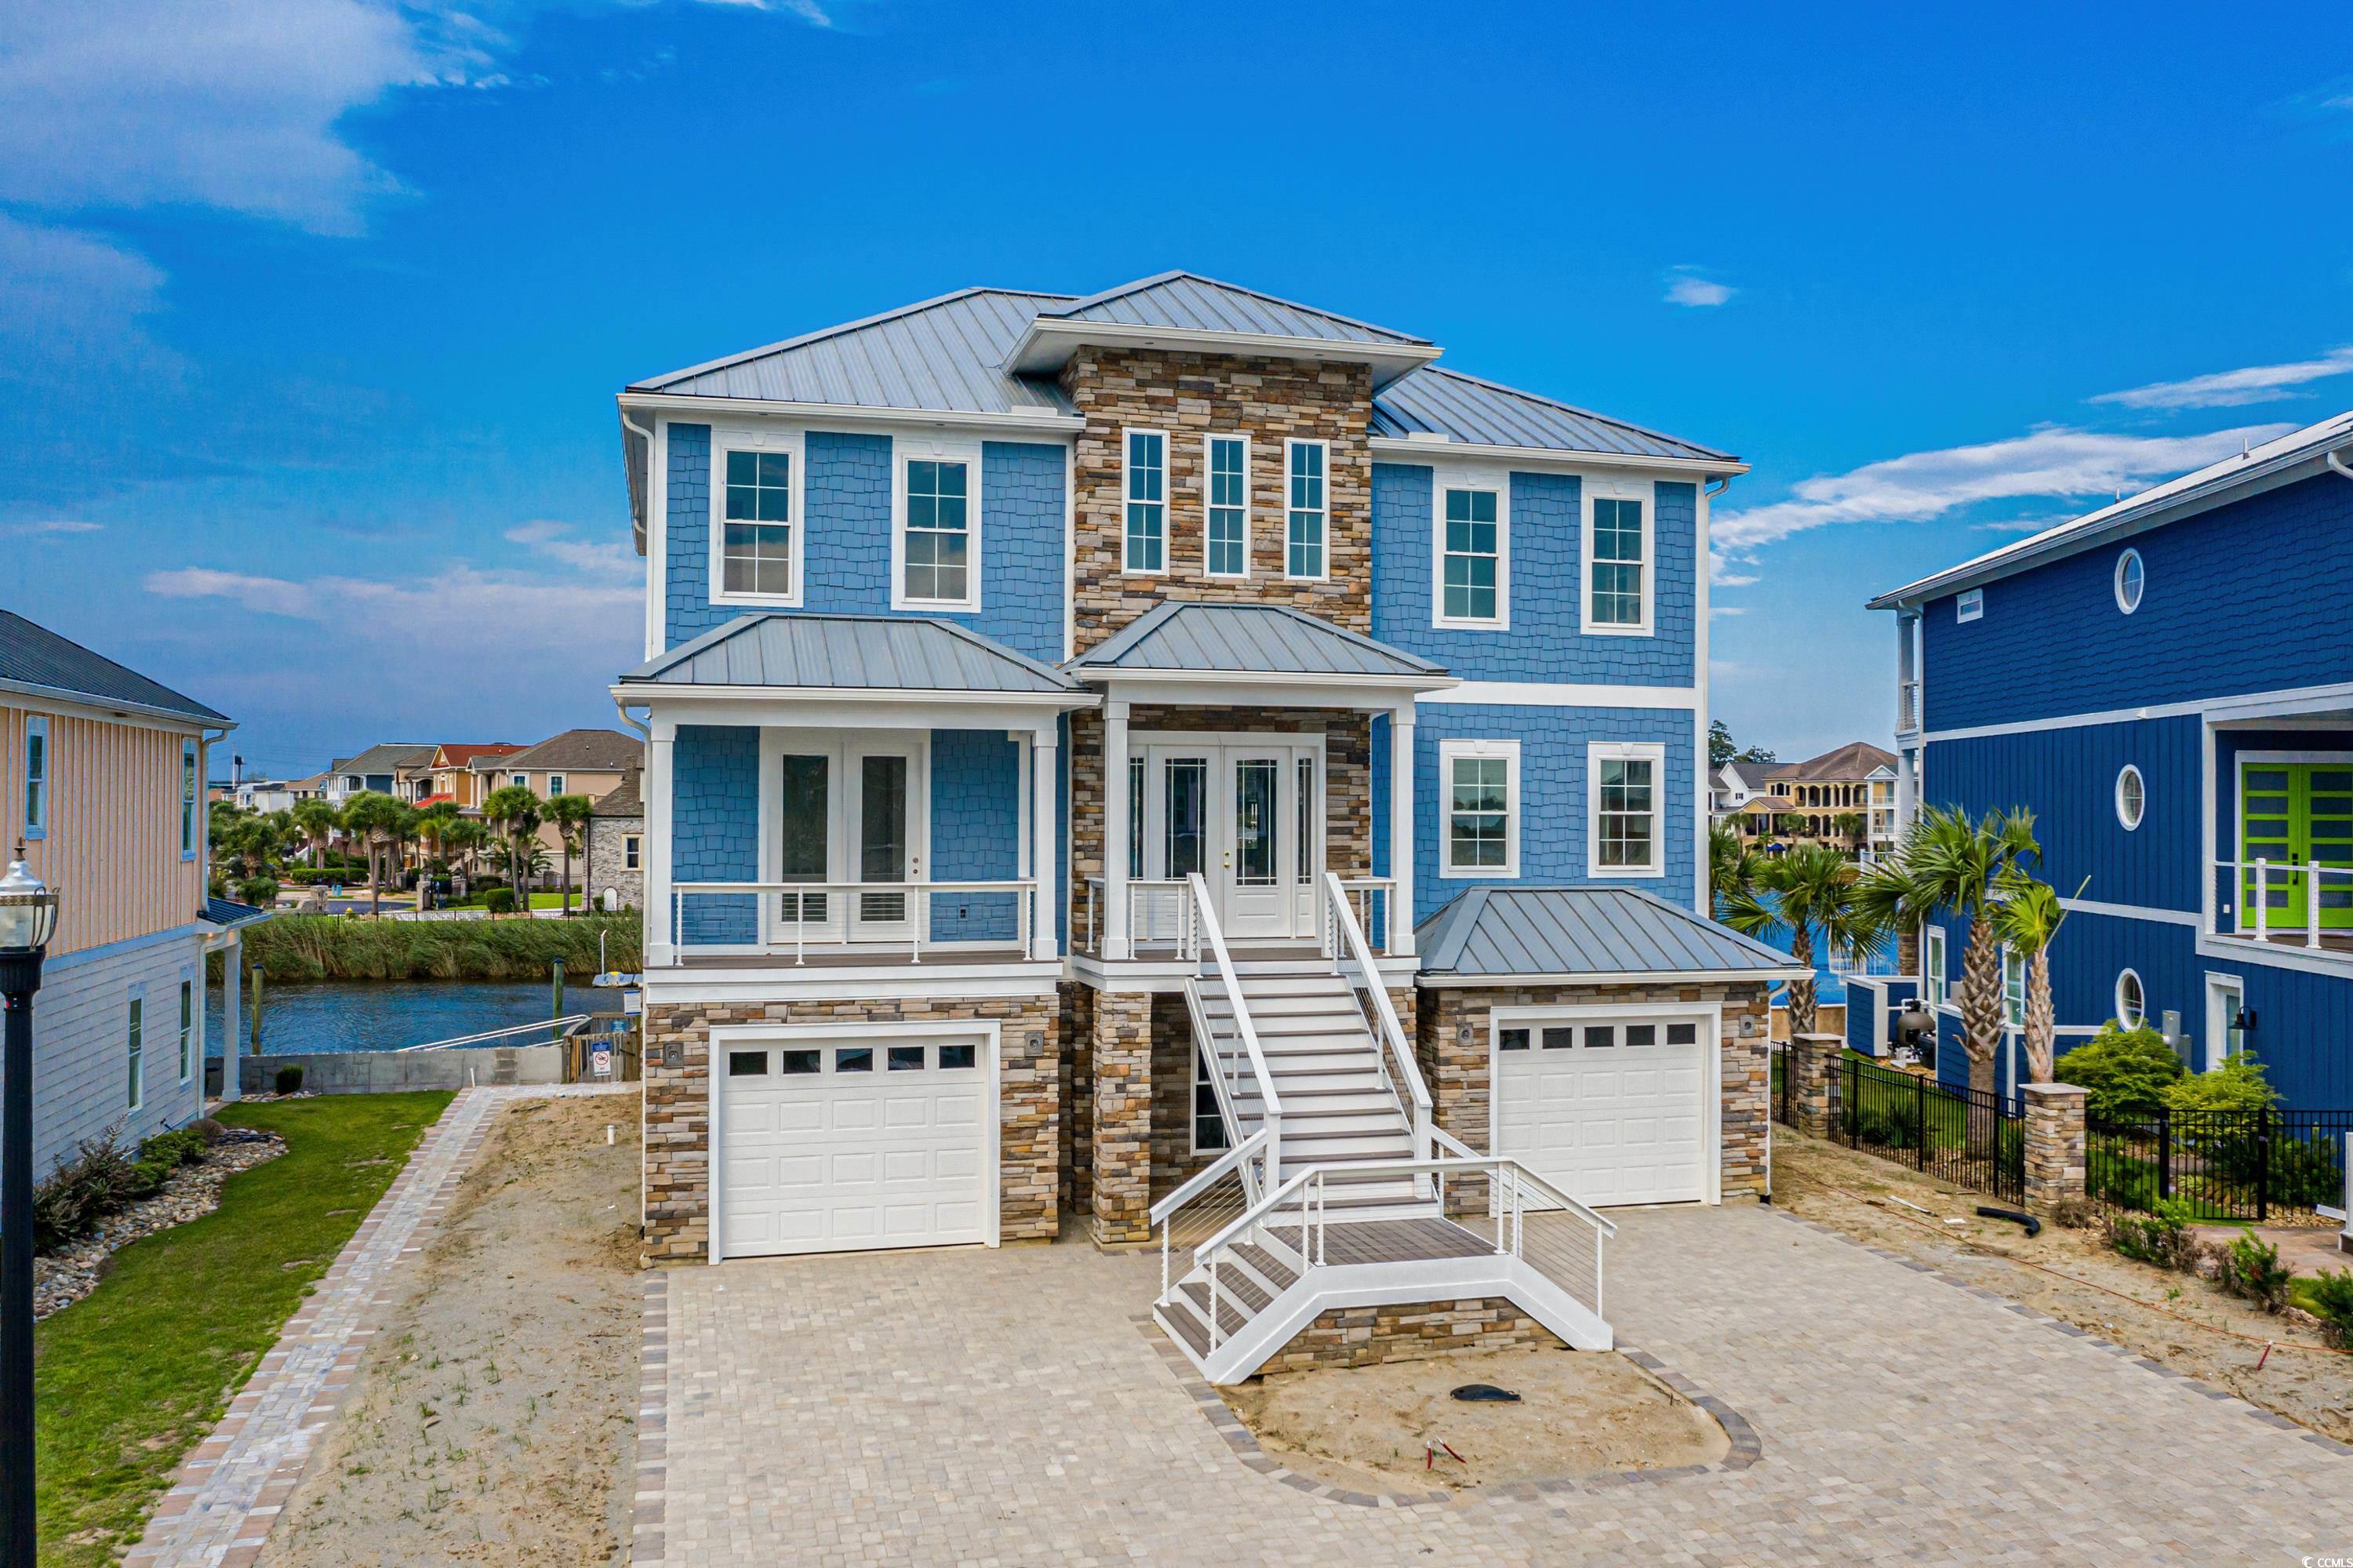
(125, 1083), (635, 1568)
(649, 1202), (2352, 1566)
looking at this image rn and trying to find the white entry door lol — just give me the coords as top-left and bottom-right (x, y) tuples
(1493, 1013), (1710, 1206)
(715, 1034), (988, 1258)
(1134, 737), (1322, 942)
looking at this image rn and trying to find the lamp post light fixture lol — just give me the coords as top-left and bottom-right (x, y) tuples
(1, 857), (60, 1568)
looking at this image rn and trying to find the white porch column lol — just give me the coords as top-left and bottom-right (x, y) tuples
(219, 938), (242, 1103)
(646, 721), (675, 966)
(1030, 722), (1060, 961)
(1103, 698), (1131, 961)
(1389, 701), (1417, 958)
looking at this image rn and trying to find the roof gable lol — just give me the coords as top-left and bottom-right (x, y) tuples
(502, 729), (644, 773)
(1767, 741), (1897, 783)
(0, 609), (228, 726)
(1039, 271), (1429, 347)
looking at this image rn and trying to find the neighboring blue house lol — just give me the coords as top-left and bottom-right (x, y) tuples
(613, 272), (1798, 1381)
(1871, 409), (2353, 1107)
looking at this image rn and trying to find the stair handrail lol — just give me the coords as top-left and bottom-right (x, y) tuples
(1320, 871), (1432, 1161)
(1187, 872), (1282, 1175)
(1149, 1126), (1274, 1302)
(1428, 1127), (1618, 1235)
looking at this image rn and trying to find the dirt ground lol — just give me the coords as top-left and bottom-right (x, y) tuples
(259, 1093), (643, 1568)
(1772, 1130), (2353, 1443)
(1224, 1346), (1727, 1493)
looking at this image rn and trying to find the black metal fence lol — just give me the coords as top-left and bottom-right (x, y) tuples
(2086, 1106), (2351, 1221)
(1770, 1042), (1793, 1127)
(1836, 1053), (2024, 1205)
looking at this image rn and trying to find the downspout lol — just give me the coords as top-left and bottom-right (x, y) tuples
(620, 410), (656, 544)
(2327, 449), (2353, 483)
(611, 696), (649, 741)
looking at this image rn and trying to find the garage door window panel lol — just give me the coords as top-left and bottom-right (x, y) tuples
(888, 1046), (926, 1071)
(836, 1047), (874, 1073)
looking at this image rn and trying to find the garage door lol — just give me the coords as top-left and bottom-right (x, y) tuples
(1494, 1017), (1707, 1206)
(717, 1037), (987, 1258)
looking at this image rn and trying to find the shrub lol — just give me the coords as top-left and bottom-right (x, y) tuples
(1846, 1101), (1919, 1151)
(29, 1122), (212, 1253)
(482, 888), (516, 915)
(2215, 1231), (2293, 1312)
(2055, 1024), (2182, 1120)
(2268, 1131), (2347, 1209)
(2298, 1269), (2353, 1351)
(2104, 1197), (2202, 1271)
(2089, 1145), (2160, 1210)
(236, 875), (280, 908)
(275, 1064), (305, 1095)
(2163, 1051), (2280, 1115)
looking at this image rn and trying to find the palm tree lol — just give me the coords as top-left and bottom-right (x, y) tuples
(1709, 823), (1762, 919)
(482, 784), (544, 915)
(1988, 867), (2078, 1085)
(1832, 810), (1867, 850)
(1854, 804), (2039, 1098)
(338, 791), (406, 918)
(1721, 842), (1887, 1037)
(440, 817), (488, 886)
(292, 799), (339, 867)
(544, 793), (595, 917)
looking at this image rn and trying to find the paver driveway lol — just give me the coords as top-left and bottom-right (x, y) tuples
(645, 1203), (2351, 1566)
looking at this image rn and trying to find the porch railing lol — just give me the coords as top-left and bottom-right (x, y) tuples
(1186, 871), (1283, 1183)
(1079, 875), (1199, 959)
(1898, 678), (1922, 733)
(2213, 857), (2353, 949)
(1319, 875), (1398, 955)
(1319, 871), (1431, 1162)
(665, 879), (1037, 965)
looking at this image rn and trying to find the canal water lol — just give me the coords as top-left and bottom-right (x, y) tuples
(206, 979), (624, 1057)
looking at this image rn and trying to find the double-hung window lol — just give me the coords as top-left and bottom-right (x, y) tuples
(1205, 435), (1249, 577)
(1585, 487), (1651, 633)
(1588, 743), (1664, 876)
(1439, 739), (1518, 878)
(1438, 485), (1504, 625)
(720, 449), (795, 598)
(1124, 430), (1166, 572)
(900, 454), (975, 607)
(181, 738), (198, 858)
(2002, 946), (2026, 1028)
(1286, 440), (1326, 578)
(23, 715), (47, 839)
(624, 835), (642, 871)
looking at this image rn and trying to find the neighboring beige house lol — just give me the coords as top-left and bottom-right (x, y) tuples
(420, 741), (525, 809)
(471, 729), (643, 882)
(1720, 741), (1898, 856)
(584, 769), (643, 911)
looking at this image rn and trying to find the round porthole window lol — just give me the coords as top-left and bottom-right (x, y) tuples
(2115, 548), (2144, 614)
(2115, 969), (2145, 1029)
(2115, 764), (2145, 831)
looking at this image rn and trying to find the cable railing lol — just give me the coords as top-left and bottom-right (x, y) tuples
(666, 879), (1037, 965)
(1185, 871), (1282, 1181)
(1319, 876), (1398, 955)
(1078, 875), (1199, 959)
(1320, 871), (1431, 1162)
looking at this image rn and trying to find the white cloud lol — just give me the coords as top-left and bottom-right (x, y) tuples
(1664, 268), (1734, 308)
(1709, 422), (2293, 582)
(147, 561), (635, 638)
(504, 519), (638, 578)
(0, 518), (104, 537)
(2090, 347), (2353, 410)
(0, 214), (175, 366)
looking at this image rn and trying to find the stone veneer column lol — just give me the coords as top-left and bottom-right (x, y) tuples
(2022, 1082), (2089, 1217)
(1090, 989), (1154, 1246)
(1791, 1032), (1845, 1141)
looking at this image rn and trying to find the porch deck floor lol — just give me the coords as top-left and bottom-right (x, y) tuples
(1315, 1215), (1497, 1266)
(2213, 929), (2353, 955)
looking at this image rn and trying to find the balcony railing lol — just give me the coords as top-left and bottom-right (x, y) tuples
(1898, 679), (1922, 733)
(1078, 876), (1200, 959)
(1320, 876), (1399, 956)
(665, 879), (1038, 966)
(2212, 858), (2353, 953)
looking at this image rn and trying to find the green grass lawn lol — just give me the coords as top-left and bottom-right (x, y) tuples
(32, 1091), (453, 1568)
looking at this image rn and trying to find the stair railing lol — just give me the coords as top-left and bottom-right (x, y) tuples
(1187, 871), (1282, 1181)
(1320, 871), (1433, 1162)
(1149, 1127), (1272, 1303)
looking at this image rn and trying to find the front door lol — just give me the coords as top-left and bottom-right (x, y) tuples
(2238, 759), (2353, 933)
(1134, 736), (1322, 942)
(1224, 751), (1289, 938)
(762, 737), (926, 948)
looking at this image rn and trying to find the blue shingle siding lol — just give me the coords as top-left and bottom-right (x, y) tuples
(1921, 473), (2353, 730)
(800, 430), (896, 613)
(664, 424), (722, 649)
(1409, 704), (1696, 922)
(671, 724), (759, 944)
(928, 729), (1022, 942)
(1369, 466), (1693, 685)
(975, 442), (1067, 663)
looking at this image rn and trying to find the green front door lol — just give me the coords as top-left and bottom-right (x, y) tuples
(2238, 761), (2353, 932)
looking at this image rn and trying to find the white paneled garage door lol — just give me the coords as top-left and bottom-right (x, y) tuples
(716, 1035), (989, 1259)
(1494, 1013), (1709, 1207)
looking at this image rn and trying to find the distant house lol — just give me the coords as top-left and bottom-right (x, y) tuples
(0, 609), (267, 1175)
(584, 769), (644, 912)
(1716, 742), (1897, 856)
(467, 729), (643, 884)
(1710, 759), (1784, 823)
(421, 742), (525, 810)
(327, 743), (435, 803)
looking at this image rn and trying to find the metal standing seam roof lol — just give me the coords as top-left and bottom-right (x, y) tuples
(1064, 602), (1446, 679)
(620, 613), (1083, 695)
(1373, 366), (1737, 464)
(200, 896), (274, 929)
(0, 609), (228, 725)
(1039, 271), (1431, 347)
(329, 743), (436, 775)
(1415, 886), (1799, 979)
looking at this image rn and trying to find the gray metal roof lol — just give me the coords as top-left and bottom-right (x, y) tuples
(1868, 408), (2353, 610)
(200, 895), (274, 929)
(1416, 886), (1799, 980)
(620, 613), (1082, 695)
(628, 287), (1079, 416)
(330, 743), (435, 776)
(1065, 603), (1446, 679)
(0, 609), (227, 725)
(1373, 367), (1735, 464)
(1041, 271), (1429, 347)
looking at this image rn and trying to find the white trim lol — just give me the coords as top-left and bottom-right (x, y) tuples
(1202, 432), (1251, 579)
(21, 713), (47, 839)
(2059, 896), (2202, 927)
(1922, 675), (2353, 744)
(2202, 971), (2245, 1073)
(1489, 1000), (1723, 1207)
(706, 1018), (1001, 1264)
(890, 435), (984, 613)
(755, 728), (929, 948)
(1369, 435), (1747, 480)
(707, 425), (806, 609)
(1417, 966), (1809, 988)
(176, 970), (195, 1085)
(2115, 763), (2145, 831)
(1438, 737), (1519, 880)
(1283, 438), (1329, 580)
(2114, 967), (2146, 1028)
(646, 416), (668, 659)
(125, 986), (144, 1113)
(1579, 475), (1654, 637)
(1420, 681), (1697, 709)
(1922, 924), (1947, 1011)
(641, 966), (1061, 1005)
(1122, 427), (1169, 575)
(1695, 478), (1714, 914)
(0, 681), (220, 733)
(1955, 588), (1984, 623)
(1006, 318), (1442, 384)
(619, 391), (1082, 438)
(1586, 740), (1666, 879)
(2114, 547), (2144, 615)
(1431, 467), (1509, 629)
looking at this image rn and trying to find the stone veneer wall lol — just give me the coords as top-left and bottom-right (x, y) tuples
(1089, 990), (1155, 1244)
(1413, 981), (1771, 1204)
(584, 813), (643, 912)
(1265, 1297), (1566, 1374)
(639, 995), (1060, 1264)
(1058, 981), (1095, 1219)
(1059, 347), (1374, 656)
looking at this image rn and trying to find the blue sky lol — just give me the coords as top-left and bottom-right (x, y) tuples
(5, 0), (2351, 779)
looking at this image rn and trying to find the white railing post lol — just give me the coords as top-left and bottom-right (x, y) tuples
(1190, 871), (1283, 1181)
(2309, 860), (2323, 950)
(1209, 1255), (1221, 1350)
(2257, 858), (2270, 940)
(1159, 1222), (1169, 1302)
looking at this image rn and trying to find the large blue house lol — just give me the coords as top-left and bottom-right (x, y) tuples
(1871, 409), (2353, 1108)
(613, 273), (1798, 1381)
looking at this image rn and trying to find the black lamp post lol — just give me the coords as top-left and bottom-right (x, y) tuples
(1, 857), (60, 1568)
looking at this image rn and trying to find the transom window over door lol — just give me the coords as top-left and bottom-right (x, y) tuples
(1587, 492), (1649, 632)
(1440, 739), (1518, 878)
(1206, 436), (1248, 577)
(1286, 441), (1326, 578)
(1125, 430), (1166, 572)
(902, 459), (973, 605)
(1439, 487), (1502, 624)
(722, 450), (795, 598)
(1590, 744), (1664, 876)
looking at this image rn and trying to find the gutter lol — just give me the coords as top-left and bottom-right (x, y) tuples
(0, 677), (231, 730)
(620, 409), (655, 552)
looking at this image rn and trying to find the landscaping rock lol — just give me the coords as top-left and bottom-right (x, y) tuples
(33, 1129), (287, 1322)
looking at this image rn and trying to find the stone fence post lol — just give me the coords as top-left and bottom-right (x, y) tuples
(2022, 1082), (2089, 1217)
(1791, 1033), (1845, 1141)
